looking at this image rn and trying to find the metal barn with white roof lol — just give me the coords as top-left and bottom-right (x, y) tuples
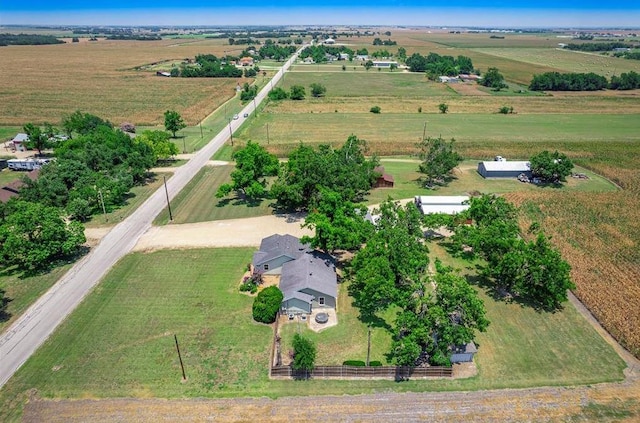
(477, 160), (532, 178)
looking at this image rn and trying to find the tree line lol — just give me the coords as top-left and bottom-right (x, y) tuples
(405, 52), (475, 77)
(530, 71), (640, 91)
(564, 42), (634, 51)
(0, 33), (65, 46)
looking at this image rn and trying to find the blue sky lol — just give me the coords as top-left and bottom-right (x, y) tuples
(1, 1), (639, 26)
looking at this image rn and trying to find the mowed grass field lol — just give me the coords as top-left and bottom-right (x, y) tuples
(242, 113), (640, 156)
(154, 165), (274, 225)
(0, 38), (249, 126)
(0, 247), (625, 421)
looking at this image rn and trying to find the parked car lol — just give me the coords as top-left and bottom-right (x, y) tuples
(233, 114), (239, 120)
(244, 113), (249, 118)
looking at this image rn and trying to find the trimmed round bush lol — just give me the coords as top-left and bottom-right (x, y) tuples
(252, 286), (283, 324)
(343, 360), (366, 367)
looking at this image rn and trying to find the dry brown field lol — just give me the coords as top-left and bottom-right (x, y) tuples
(0, 38), (248, 126)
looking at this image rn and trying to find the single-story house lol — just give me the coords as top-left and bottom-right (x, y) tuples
(355, 54), (369, 61)
(280, 252), (337, 315)
(7, 158), (51, 171)
(414, 195), (470, 215)
(373, 166), (394, 188)
(156, 71), (171, 77)
(302, 57), (315, 64)
(323, 38), (336, 45)
(0, 169), (39, 203)
(11, 133), (29, 152)
(477, 159), (532, 178)
(450, 341), (478, 363)
(338, 53), (350, 60)
(372, 60), (398, 68)
(252, 234), (338, 315)
(325, 53), (337, 62)
(239, 57), (254, 66)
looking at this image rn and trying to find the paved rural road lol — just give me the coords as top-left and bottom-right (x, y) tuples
(0, 46), (305, 389)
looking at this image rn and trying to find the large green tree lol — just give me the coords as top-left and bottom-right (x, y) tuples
(137, 130), (179, 163)
(0, 200), (85, 272)
(216, 141), (279, 200)
(480, 67), (508, 90)
(529, 150), (574, 184)
(271, 135), (378, 211)
(417, 136), (463, 186)
(491, 234), (574, 310)
(23, 123), (51, 156)
(301, 188), (373, 254)
(350, 200), (429, 318)
(164, 110), (186, 138)
(62, 111), (113, 138)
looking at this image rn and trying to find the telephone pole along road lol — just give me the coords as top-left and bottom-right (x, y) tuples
(0, 47), (304, 389)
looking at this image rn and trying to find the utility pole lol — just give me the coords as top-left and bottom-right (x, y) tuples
(422, 121), (427, 141)
(183, 135), (187, 154)
(199, 122), (203, 142)
(163, 176), (173, 221)
(174, 334), (187, 381)
(366, 326), (371, 367)
(228, 119), (233, 146)
(98, 189), (107, 222)
(253, 97), (257, 114)
(266, 123), (270, 145)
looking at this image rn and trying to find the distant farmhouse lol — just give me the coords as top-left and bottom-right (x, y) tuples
(477, 156), (532, 178)
(251, 234), (337, 316)
(323, 38), (336, 45)
(372, 60), (398, 68)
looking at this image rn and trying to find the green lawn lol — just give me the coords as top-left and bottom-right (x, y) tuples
(0, 247), (625, 421)
(0, 169), (22, 186)
(154, 166), (273, 225)
(428, 242), (626, 388)
(366, 160), (617, 206)
(0, 264), (73, 333)
(278, 285), (395, 366)
(281, 71), (453, 98)
(84, 172), (171, 228)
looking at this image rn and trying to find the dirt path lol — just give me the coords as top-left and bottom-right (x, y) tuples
(21, 377), (640, 422)
(132, 213), (312, 251)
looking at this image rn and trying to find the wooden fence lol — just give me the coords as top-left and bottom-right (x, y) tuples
(270, 365), (452, 380)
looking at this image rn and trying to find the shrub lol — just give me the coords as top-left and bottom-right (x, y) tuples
(292, 333), (316, 372)
(418, 106), (422, 113)
(343, 360), (366, 366)
(370, 106), (381, 114)
(499, 106), (514, 114)
(369, 360), (383, 366)
(252, 285), (283, 323)
(120, 122), (136, 133)
(438, 103), (448, 114)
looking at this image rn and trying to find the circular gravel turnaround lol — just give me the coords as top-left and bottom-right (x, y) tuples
(315, 312), (329, 324)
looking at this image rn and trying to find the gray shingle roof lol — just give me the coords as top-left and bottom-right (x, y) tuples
(280, 252), (337, 300)
(252, 234), (310, 267)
